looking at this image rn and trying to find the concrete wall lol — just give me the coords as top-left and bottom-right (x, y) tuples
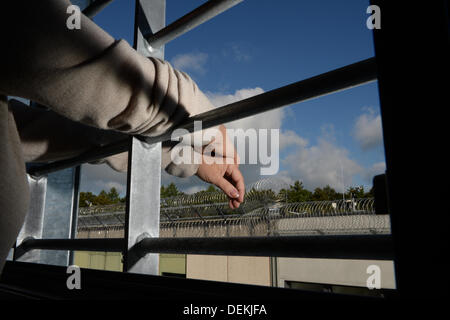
(74, 229), (124, 272)
(73, 251), (122, 271)
(75, 229), (186, 275)
(75, 225), (395, 289)
(276, 258), (396, 289)
(160, 254), (186, 275)
(186, 255), (271, 286)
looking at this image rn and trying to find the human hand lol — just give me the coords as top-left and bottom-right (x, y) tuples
(196, 160), (245, 209)
(196, 125), (245, 209)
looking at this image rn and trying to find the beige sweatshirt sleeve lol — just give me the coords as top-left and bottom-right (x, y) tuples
(0, 0), (218, 177)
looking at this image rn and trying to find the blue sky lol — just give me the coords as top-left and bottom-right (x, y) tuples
(79, 0), (386, 195)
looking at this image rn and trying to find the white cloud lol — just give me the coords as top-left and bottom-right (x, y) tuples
(282, 138), (363, 192)
(207, 87), (290, 178)
(222, 43), (252, 62)
(231, 44), (251, 62)
(171, 52), (208, 74)
(353, 108), (383, 150)
(206, 87), (285, 135)
(80, 163), (127, 196)
(207, 88), (264, 108)
(361, 161), (386, 184)
(206, 87), (333, 185)
(279, 130), (308, 150)
(161, 170), (209, 194)
(183, 185), (206, 195)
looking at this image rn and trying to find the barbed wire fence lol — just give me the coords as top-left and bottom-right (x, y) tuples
(78, 181), (391, 237)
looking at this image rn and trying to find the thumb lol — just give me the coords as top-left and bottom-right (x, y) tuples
(214, 177), (240, 199)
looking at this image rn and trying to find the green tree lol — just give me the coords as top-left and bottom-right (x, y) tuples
(161, 183), (183, 198)
(346, 186), (365, 199)
(364, 186), (375, 198)
(106, 187), (120, 204)
(79, 191), (97, 207)
(205, 185), (218, 193)
(194, 185), (219, 195)
(312, 185), (340, 201)
(279, 181), (313, 203)
(95, 190), (111, 205)
(79, 188), (123, 207)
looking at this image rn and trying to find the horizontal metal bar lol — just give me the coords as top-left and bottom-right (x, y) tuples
(27, 138), (129, 177)
(19, 234), (393, 260)
(161, 57), (378, 138)
(18, 238), (124, 253)
(145, 0), (243, 50)
(27, 57), (377, 177)
(135, 235), (393, 260)
(82, 0), (114, 19)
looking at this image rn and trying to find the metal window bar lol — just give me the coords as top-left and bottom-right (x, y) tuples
(16, 235), (393, 260)
(82, 0), (114, 19)
(144, 0), (243, 51)
(27, 57), (377, 177)
(13, 0), (394, 285)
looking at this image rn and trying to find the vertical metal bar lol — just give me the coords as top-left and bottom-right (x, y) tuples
(69, 166), (81, 265)
(6, 249), (14, 261)
(123, 0), (165, 275)
(270, 257), (278, 287)
(39, 168), (81, 266)
(13, 175), (48, 262)
(134, 0), (165, 60)
(123, 140), (162, 274)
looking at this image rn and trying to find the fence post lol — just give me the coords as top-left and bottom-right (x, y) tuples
(14, 167), (80, 266)
(123, 0), (165, 275)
